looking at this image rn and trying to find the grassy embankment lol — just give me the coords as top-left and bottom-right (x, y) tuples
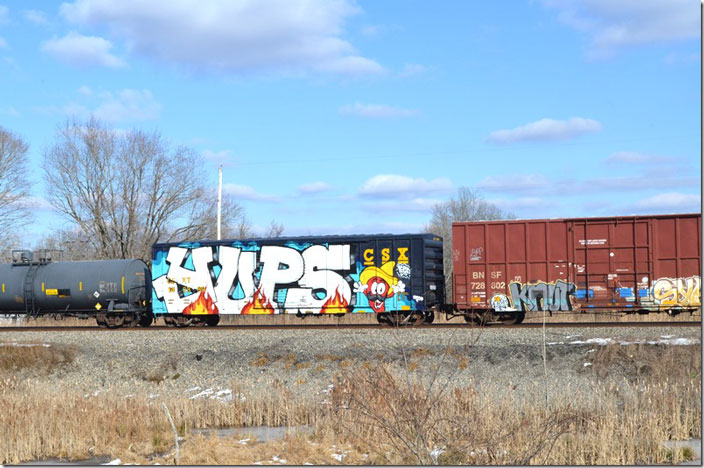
(0, 336), (700, 465)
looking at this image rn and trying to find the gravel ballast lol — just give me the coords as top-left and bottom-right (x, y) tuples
(2, 325), (700, 400)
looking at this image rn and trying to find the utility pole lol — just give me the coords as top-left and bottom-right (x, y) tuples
(217, 166), (222, 240)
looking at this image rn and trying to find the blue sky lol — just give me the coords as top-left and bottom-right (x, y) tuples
(0, 0), (700, 244)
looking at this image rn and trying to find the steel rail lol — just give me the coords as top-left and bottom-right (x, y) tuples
(0, 321), (699, 332)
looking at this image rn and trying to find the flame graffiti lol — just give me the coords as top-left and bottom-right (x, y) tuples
(182, 290), (219, 315)
(241, 287), (276, 314)
(321, 288), (349, 314)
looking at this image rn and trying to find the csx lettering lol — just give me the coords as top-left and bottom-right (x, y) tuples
(363, 249), (374, 265)
(381, 248), (390, 263)
(397, 247), (409, 264)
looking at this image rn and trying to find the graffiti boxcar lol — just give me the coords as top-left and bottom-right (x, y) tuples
(452, 213), (701, 324)
(151, 234), (444, 326)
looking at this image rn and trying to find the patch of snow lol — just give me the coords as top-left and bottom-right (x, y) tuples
(147, 393), (159, 399)
(184, 386), (201, 393)
(567, 337), (699, 346)
(584, 362), (592, 367)
(102, 458), (121, 465)
(189, 388), (214, 399)
(331, 451), (348, 462)
(238, 438), (250, 444)
(0, 342), (51, 347)
(547, 341), (564, 345)
(430, 446), (446, 464)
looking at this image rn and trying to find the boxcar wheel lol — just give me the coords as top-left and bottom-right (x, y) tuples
(205, 315), (220, 326)
(499, 311), (525, 325)
(464, 311), (489, 326)
(423, 309), (435, 324)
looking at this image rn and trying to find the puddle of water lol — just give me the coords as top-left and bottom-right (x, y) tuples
(13, 455), (113, 465)
(664, 439), (702, 466)
(192, 425), (313, 442)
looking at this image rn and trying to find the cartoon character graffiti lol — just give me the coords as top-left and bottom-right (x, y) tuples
(354, 261), (405, 313)
(490, 293), (512, 312)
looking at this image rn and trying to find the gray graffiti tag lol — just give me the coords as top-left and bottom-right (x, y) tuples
(509, 280), (575, 312)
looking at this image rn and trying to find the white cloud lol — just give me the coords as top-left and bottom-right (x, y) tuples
(399, 63), (427, 77)
(359, 174), (453, 199)
(92, 89), (161, 122)
(489, 197), (559, 212)
(477, 174), (550, 192)
(340, 102), (419, 118)
(202, 149), (235, 167)
(286, 220), (424, 236)
(35, 88), (160, 122)
(487, 117), (602, 144)
(223, 183), (280, 202)
(297, 181), (332, 194)
(627, 192), (701, 213)
(59, 0), (384, 76)
(361, 197), (443, 213)
(41, 32), (126, 68)
(603, 151), (671, 165)
(77, 85), (93, 96)
(1, 106), (19, 116)
(24, 9), (49, 25)
(543, 0), (699, 58)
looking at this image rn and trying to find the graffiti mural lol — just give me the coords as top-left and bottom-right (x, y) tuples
(652, 276), (701, 307)
(506, 280), (576, 312)
(152, 241), (420, 316)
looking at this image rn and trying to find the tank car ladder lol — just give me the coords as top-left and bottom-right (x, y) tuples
(23, 264), (40, 317)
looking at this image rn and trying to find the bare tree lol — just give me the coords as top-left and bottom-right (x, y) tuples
(173, 191), (251, 240)
(34, 228), (97, 261)
(0, 127), (31, 241)
(263, 220), (284, 238)
(425, 187), (512, 299)
(43, 118), (248, 261)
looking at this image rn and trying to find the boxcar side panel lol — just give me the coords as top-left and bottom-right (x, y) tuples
(151, 234), (443, 317)
(453, 214), (701, 315)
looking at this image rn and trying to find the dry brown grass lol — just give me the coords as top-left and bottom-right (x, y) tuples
(0, 342), (699, 465)
(0, 341), (76, 372)
(329, 344), (702, 465)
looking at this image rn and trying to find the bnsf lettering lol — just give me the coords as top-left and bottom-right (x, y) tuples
(472, 272), (485, 279)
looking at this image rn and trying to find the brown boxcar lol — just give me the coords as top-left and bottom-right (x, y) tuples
(452, 213), (701, 323)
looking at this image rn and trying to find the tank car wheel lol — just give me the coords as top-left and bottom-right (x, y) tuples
(104, 314), (126, 328)
(138, 313), (154, 327)
(96, 313), (108, 328)
(205, 315), (220, 327)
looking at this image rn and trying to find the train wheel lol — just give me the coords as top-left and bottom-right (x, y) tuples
(499, 311), (525, 325)
(205, 315), (220, 327)
(104, 314), (125, 328)
(96, 313), (108, 327)
(138, 313), (154, 327)
(464, 311), (489, 326)
(423, 309), (435, 324)
(173, 316), (193, 327)
(376, 313), (392, 326)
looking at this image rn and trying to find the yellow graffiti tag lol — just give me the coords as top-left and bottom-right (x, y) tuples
(652, 276), (701, 307)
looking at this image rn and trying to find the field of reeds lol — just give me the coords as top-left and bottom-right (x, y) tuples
(0, 336), (700, 465)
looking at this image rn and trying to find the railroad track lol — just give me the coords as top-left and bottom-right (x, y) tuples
(0, 321), (699, 332)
